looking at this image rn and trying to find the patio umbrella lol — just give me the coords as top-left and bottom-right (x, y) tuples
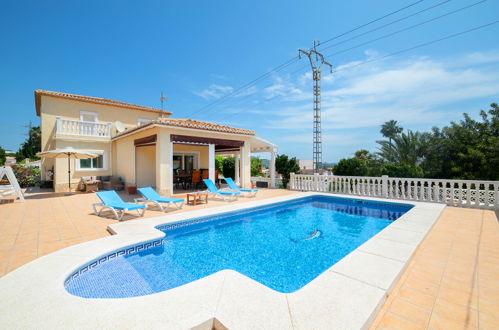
(36, 147), (98, 193)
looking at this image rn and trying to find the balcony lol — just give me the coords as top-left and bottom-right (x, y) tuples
(56, 117), (112, 138)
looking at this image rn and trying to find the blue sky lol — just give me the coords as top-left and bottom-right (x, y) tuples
(1, 0), (498, 161)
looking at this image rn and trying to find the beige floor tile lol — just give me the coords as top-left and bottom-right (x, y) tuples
(388, 297), (432, 326)
(404, 275), (441, 297)
(429, 298), (478, 329)
(376, 312), (425, 330)
(397, 286), (436, 310)
(478, 312), (499, 330)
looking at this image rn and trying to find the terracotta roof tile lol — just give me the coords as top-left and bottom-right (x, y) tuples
(34, 90), (171, 116)
(113, 118), (255, 139)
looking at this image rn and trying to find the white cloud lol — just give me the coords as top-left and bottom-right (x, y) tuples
(194, 84), (234, 100)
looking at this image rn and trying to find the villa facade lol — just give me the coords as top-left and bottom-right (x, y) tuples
(36, 90), (277, 194)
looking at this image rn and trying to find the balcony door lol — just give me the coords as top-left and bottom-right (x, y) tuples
(80, 111), (98, 122)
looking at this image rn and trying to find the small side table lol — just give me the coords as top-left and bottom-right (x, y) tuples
(187, 192), (208, 206)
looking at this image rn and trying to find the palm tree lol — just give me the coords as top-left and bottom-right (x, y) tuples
(377, 130), (423, 166)
(380, 120), (403, 144)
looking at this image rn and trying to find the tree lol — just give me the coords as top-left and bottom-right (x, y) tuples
(354, 149), (371, 160)
(275, 154), (299, 188)
(333, 158), (368, 176)
(251, 157), (263, 177)
(377, 130), (424, 166)
(16, 125), (41, 161)
(420, 103), (499, 180)
(222, 157), (235, 179)
(0, 146), (5, 166)
(215, 155), (224, 174)
(380, 120), (403, 144)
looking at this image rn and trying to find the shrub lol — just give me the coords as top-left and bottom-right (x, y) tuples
(380, 163), (424, 178)
(275, 154), (300, 188)
(333, 158), (368, 176)
(222, 157), (235, 179)
(11, 165), (41, 187)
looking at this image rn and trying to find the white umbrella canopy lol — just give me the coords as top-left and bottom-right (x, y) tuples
(36, 147), (98, 192)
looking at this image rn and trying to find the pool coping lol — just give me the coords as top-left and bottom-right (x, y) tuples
(0, 192), (445, 329)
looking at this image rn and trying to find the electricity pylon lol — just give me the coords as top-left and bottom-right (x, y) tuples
(299, 41), (332, 173)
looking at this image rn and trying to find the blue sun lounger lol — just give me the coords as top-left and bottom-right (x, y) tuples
(136, 187), (184, 212)
(93, 190), (146, 221)
(203, 179), (240, 201)
(224, 177), (259, 197)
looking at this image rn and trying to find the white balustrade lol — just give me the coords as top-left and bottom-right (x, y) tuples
(289, 173), (499, 210)
(56, 118), (112, 138)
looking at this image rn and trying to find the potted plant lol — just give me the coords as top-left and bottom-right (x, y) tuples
(126, 185), (137, 194)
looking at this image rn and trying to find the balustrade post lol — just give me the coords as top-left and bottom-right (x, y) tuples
(290, 173), (295, 190)
(381, 175), (388, 198)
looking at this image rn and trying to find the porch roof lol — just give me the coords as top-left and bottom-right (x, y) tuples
(249, 136), (277, 153)
(112, 118), (255, 140)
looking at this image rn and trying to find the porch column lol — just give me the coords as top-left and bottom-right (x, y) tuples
(235, 150), (240, 185)
(156, 131), (173, 196)
(208, 144), (215, 182)
(270, 149), (276, 188)
(241, 142), (251, 188)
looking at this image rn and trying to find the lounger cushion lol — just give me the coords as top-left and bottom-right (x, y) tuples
(156, 197), (185, 203)
(107, 203), (146, 211)
(218, 191), (240, 195)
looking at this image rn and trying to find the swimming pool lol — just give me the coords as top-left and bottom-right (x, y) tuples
(66, 195), (413, 298)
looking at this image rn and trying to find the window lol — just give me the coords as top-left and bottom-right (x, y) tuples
(80, 111), (98, 122)
(173, 153), (199, 172)
(79, 155), (104, 170)
(173, 155), (182, 170)
(137, 118), (151, 126)
(77, 151), (107, 171)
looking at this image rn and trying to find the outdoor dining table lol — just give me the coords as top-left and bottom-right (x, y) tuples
(174, 174), (192, 190)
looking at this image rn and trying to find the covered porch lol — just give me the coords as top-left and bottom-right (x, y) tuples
(114, 124), (277, 196)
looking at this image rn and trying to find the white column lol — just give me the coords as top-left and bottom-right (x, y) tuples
(156, 131), (173, 196)
(208, 144), (215, 182)
(235, 150), (240, 185)
(270, 149), (276, 188)
(240, 142), (251, 188)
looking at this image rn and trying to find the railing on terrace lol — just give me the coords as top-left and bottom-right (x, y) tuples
(290, 173), (499, 210)
(56, 117), (112, 138)
(250, 176), (282, 188)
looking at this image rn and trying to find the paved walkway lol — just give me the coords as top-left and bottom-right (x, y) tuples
(0, 188), (298, 276)
(371, 207), (498, 330)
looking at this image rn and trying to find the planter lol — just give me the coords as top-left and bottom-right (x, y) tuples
(127, 186), (137, 194)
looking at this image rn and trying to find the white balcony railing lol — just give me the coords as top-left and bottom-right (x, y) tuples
(56, 117), (112, 138)
(290, 173), (499, 210)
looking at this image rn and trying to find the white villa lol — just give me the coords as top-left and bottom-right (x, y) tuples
(35, 90), (277, 194)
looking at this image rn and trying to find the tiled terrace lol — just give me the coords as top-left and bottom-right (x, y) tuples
(371, 207), (499, 330)
(0, 188), (298, 277)
(0, 190), (497, 329)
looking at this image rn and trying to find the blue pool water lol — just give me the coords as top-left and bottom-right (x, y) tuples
(66, 196), (412, 298)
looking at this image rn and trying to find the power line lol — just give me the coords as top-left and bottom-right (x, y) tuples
(214, 20), (499, 124)
(332, 20), (499, 73)
(186, 0), (429, 119)
(186, 57), (300, 118)
(325, 0), (487, 57)
(319, 0), (454, 52)
(319, 0), (425, 46)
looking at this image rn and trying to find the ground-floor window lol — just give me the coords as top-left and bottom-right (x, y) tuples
(77, 151), (106, 171)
